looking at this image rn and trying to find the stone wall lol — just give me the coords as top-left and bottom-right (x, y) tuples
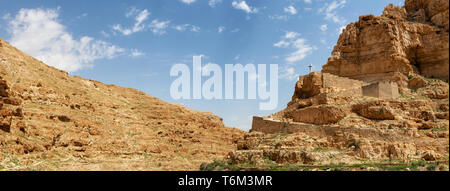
(251, 116), (417, 143)
(362, 81), (400, 99)
(292, 72), (369, 101)
(322, 72), (368, 90)
(251, 116), (315, 134)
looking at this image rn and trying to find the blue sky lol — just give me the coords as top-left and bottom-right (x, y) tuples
(0, 0), (404, 130)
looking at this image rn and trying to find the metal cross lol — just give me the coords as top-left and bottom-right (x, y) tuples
(308, 64), (313, 72)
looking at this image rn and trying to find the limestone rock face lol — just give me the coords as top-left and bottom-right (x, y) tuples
(292, 72), (323, 99)
(405, 0), (449, 30)
(0, 77), (23, 133)
(323, 1), (449, 84)
(229, 0), (449, 170)
(352, 102), (396, 120)
(285, 105), (347, 125)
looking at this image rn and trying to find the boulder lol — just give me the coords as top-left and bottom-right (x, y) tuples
(419, 121), (438, 129)
(0, 79), (8, 97)
(292, 72), (323, 100)
(0, 117), (11, 132)
(408, 76), (428, 89)
(352, 103), (396, 120)
(285, 105), (347, 125)
(421, 150), (441, 161)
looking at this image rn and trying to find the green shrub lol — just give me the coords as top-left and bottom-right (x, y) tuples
(426, 164), (437, 171)
(200, 159), (228, 171)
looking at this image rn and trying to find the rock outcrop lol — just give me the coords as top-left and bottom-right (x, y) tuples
(323, 0), (449, 86)
(0, 38), (243, 170)
(0, 77), (23, 133)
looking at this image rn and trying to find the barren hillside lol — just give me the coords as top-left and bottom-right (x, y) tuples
(0, 38), (243, 171)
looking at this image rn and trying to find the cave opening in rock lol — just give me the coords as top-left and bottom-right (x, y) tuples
(407, 45), (422, 75)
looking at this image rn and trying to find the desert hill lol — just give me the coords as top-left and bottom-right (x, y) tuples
(203, 0), (449, 171)
(0, 38), (243, 170)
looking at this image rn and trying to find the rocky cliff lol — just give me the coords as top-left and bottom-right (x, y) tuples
(323, 0), (449, 86)
(206, 0), (449, 171)
(0, 38), (243, 170)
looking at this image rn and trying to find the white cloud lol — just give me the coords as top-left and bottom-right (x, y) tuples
(304, 0), (312, 4)
(218, 26), (225, 33)
(326, 0), (346, 12)
(284, 5), (297, 15)
(191, 25), (200, 32)
(149, 19), (171, 35)
(100, 30), (110, 38)
(274, 40), (290, 48)
(320, 24), (328, 32)
(113, 8), (170, 35)
(274, 31), (314, 63)
(286, 38), (314, 63)
(181, 0), (196, 4)
(274, 31), (300, 47)
(232, 1), (258, 14)
(174, 24), (200, 32)
(130, 49), (145, 57)
(209, 0), (222, 7)
(113, 9), (150, 35)
(125, 7), (139, 17)
(280, 66), (299, 80)
(284, 31), (299, 39)
(319, 0), (347, 25)
(191, 26), (200, 32)
(174, 25), (184, 31)
(6, 8), (123, 72)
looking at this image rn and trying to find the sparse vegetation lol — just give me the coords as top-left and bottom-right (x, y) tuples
(198, 158), (448, 171)
(200, 159), (231, 171)
(432, 126), (448, 133)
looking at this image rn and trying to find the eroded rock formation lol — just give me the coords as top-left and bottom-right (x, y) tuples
(223, 0), (449, 170)
(323, 0), (449, 86)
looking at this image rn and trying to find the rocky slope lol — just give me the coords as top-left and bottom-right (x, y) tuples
(205, 0), (449, 171)
(0, 38), (243, 171)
